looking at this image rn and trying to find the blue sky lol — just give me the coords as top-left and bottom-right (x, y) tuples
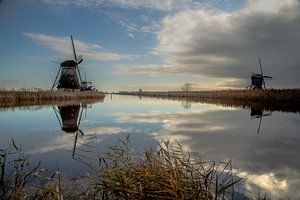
(0, 0), (299, 91)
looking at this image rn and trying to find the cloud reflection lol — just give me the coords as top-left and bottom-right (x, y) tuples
(111, 107), (300, 199)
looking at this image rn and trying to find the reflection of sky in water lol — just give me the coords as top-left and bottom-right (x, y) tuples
(0, 95), (300, 199)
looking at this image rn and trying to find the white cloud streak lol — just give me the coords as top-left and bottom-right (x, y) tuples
(23, 32), (133, 61)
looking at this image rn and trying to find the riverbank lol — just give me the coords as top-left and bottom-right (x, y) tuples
(0, 90), (105, 108)
(119, 89), (300, 113)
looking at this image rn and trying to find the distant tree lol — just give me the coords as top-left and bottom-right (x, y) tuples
(181, 82), (192, 92)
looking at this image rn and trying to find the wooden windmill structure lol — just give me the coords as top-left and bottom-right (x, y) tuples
(52, 36), (83, 91)
(246, 58), (273, 90)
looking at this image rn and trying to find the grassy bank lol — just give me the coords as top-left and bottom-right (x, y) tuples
(0, 137), (240, 200)
(0, 91), (105, 108)
(119, 89), (300, 113)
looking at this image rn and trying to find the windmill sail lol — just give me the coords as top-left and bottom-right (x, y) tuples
(247, 58), (273, 90)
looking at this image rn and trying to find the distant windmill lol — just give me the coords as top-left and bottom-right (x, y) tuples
(250, 108), (272, 134)
(51, 36), (83, 90)
(246, 58), (273, 90)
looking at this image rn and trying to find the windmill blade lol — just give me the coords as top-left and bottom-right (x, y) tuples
(51, 61), (60, 64)
(257, 116), (263, 134)
(259, 58), (264, 76)
(251, 115), (260, 119)
(51, 67), (61, 90)
(263, 113), (272, 117)
(263, 75), (272, 79)
(77, 55), (83, 64)
(71, 35), (77, 61)
(262, 77), (266, 89)
(72, 130), (79, 157)
(52, 106), (62, 127)
(77, 67), (83, 83)
(79, 129), (85, 136)
(77, 106), (84, 128)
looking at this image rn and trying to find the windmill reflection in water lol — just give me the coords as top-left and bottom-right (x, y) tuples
(53, 104), (99, 169)
(250, 108), (272, 134)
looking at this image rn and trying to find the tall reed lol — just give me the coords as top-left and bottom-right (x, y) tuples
(87, 136), (240, 199)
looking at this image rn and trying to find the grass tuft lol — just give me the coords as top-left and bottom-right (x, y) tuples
(88, 136), (240, 199)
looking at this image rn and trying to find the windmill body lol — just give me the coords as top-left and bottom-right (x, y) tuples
(251, 74), (264, 90)
(57, 60), (81, 90)
(58, 105), (81, 133)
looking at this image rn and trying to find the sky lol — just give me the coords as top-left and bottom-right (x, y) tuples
(0, 0), (299, 91)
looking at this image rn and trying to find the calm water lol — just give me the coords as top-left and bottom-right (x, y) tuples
(1, 95), (300, 199)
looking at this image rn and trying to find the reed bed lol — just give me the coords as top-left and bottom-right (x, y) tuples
(119, 89), (300, 113)
(151, 96), (300, 113)
(119, 89), (300, 101)
(1, 137), (241, 200)
(0, 140), (63, 200)
(0, 91), (105, 108)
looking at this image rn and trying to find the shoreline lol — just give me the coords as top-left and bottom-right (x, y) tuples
(0, 90), (105, 108)
(118, 89), (300, 113)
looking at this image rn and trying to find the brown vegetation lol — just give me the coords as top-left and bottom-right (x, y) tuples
(1, 137), (240, 200)
(0, 91), (105, 108)
(119, 89), (300, 113)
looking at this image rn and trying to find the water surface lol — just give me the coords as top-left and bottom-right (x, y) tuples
(0, 95), (299, 199)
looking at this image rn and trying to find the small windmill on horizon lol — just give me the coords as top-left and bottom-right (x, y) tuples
(246, 58), (273, 90)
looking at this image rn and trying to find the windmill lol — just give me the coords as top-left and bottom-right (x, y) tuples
(246, 58), (273, 90)
(53, 104), (99, 169)
(250, 108), (272, 134)
(53, 104), (84, 134)
(51, 36), (83, 91)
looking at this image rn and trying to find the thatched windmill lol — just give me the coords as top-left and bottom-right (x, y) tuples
(246, 58), (273, 90)
(51, 36), (83, 91)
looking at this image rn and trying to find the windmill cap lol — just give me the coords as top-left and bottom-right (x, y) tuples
(60, 60), (77, 67)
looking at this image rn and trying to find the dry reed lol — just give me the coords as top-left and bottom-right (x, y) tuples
(86, 136), (240, 200)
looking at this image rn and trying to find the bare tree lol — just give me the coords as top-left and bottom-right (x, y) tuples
(181, 82), (192, 92)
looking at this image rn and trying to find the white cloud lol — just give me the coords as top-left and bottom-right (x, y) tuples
(237, 171), (288, 198)
(124, 0), (300, 88)
(23, 32), (133, 61)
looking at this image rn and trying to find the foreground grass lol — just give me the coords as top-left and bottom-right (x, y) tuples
(1, 137), (241, 200)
